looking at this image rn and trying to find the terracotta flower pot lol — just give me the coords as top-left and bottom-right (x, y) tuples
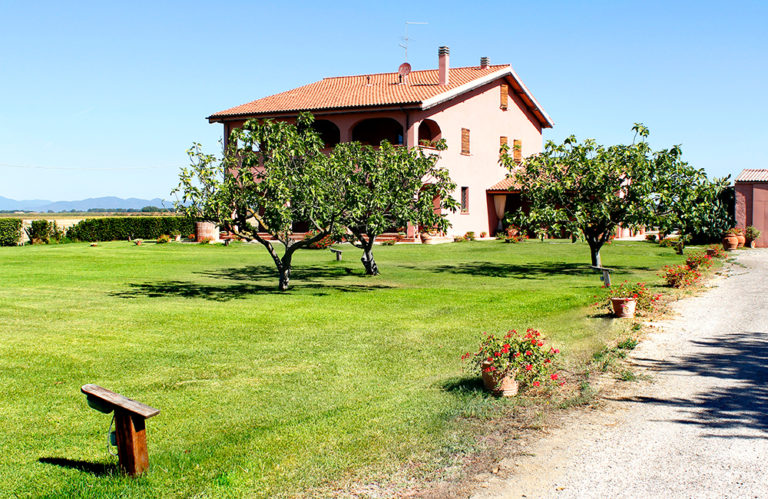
(722, 234), (738, 251)
(736, 234), (746, 248)
(420, 233), (436, 245)
(611, 297), (637, 318)
(748, 240), (756, 248)
(481, 362), (519, 397)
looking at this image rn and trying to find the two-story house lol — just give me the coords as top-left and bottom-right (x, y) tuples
(207, 46), (553, 239)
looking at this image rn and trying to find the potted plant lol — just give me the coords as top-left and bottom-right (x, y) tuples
(735, 228), (746, 248)
(745, 226), (761, 248)
(170, 230), (182, 242)
(722, 228), (739, 250)
(601, 281), (661, 318)
(462, 329), (562, 397)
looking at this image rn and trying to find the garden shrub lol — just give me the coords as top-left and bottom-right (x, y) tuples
(303, 230), (336, 249)
(0, 218), (22, 246)
(156, 234), (171, 244)
(685, 251), (713, 270)
(381, 239), (396, 246)
(658, 236), (679, 248)
(465, 231), (476, 241)
(645, 234), (657, 242)
(660, 264), (701, 288)
(66, 217), (194, 242)
(26, 220), (63, 244)
(597, 281), (662, 315)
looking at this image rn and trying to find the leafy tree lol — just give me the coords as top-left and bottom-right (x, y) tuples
(173, 114), (348, 290)
(331, 140), (457, 275)
(501, 125), (660, 267)
(653, 155), (732, 250)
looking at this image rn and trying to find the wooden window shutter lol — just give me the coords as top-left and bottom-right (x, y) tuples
(461, 128), (470, 155)
(461, 186), (469, 212)
(500, 84), (508, 110)
(513, 139), (522, 164)
(500, 136), (508, 157)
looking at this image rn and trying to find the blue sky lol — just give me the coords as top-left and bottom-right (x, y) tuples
(1, 0), (766, 201)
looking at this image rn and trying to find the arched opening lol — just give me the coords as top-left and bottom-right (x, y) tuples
(351, 118), (404, 146)
(312, 119), (341, 148)
(418, 119), (442, 147)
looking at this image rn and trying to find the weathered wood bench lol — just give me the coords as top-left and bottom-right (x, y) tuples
(591, 266), (615, 287)
(81, 384), (160, 476)
(330, 248), (342, 261)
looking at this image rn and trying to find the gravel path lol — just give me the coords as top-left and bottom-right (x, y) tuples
(474, 250), (768, 499)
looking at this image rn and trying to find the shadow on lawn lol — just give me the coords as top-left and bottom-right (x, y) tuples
(611, 331), (768, 437)
(401, 262), (654, 280)
(39, 457), (117, 477)
(112, 264), (391, 301)
(442, 376), (486, 394)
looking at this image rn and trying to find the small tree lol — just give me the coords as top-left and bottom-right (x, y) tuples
(653, 153), (732, 251)
(173, 114), (348, 290)
(332, 140), (458, 275)
(501, 125), (659, 267)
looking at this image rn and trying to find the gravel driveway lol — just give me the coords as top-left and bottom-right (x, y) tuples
(474, 250), (768, 498)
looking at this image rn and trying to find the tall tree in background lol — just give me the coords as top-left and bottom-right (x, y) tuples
(173, 114), (348, 291)
(333, 140), (457, 275)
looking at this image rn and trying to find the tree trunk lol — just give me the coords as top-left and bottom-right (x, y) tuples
(361, 244), (379, 276)
(587, 236), (603, 267)
(278, 253), (293, 291)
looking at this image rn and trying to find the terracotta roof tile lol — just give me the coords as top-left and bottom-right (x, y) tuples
(735, 169), (768, 183)
(208, 64), (552, 128)
(487, 177), (521, 191)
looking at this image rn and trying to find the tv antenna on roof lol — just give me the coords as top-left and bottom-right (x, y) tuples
(399, 21), (428, 62)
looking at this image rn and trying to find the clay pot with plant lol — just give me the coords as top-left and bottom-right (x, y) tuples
(745, 226), (761, 248)
(462, 329), (563, 397)
(722, 228), (740, 250)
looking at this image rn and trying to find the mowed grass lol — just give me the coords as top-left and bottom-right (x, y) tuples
(0, 239), (686, 496)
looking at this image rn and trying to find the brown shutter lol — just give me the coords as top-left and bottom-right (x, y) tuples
(500, 136), (508, 157)
(513, 139), (522, 164)
(461, 128), (470, 155)
(500, 84), (508, 110)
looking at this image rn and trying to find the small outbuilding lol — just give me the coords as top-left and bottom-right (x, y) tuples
(735, 169), (768, 247)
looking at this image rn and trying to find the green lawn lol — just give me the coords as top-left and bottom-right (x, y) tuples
(0, 239), (686, 496)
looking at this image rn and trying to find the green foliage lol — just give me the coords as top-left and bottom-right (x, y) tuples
(600, 281), (662, 314)
(465, 231), (476, 240)
(156, 234), (171, 244)
(658, 236), (679, 248)
(304, 230), (335, 249)
(25, 220), (63, 244)
(0, 218), (22, 246)
(745, 225), (762, 241)
(645, 234), (657, 242)
(685, 251), (713, 270)
(66, 217), (194, 242)
(173, 113), (349, 290)
(660, 264), (702, 287)
(330, 139), (457, 275)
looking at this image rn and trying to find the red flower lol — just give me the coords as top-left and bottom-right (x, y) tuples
(544, 359), (551, 364)
(550, 373), (559, 380)
(533, 381), (540, 387)
(525, 364), (533, 371)
(554, 349), (560, 354)
(487, 357), (493, 362)
(525, 350), (533, 356)
(537, 341), (544, 347)
(513, 352), (521, 357)
(494, 351), (502, 357)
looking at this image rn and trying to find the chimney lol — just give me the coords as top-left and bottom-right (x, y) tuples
(480, 56), (490, 69)
(438, 46), (450, 85)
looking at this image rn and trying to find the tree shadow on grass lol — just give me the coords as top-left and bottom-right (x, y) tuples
(112, 264), (392, 301)
(610, 331), (768, 437)
(442, 376), (486, 394)
(400, 262), (655, 280)
(39, 457), (117, 477)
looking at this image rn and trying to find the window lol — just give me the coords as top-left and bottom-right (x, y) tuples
(460, 186), (469, 213)
(513, 139), (522, 164)
(461, 128), (470, 155)
(500, 136), (508, 157)
(500, 84), (509, 110)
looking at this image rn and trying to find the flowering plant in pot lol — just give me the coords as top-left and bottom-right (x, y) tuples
(601, 281), (661, 318)
(462, 329), (563, 396)
(660, 264), (701, 288)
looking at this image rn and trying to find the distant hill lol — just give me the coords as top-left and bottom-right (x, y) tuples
(0, 196), (170, 212)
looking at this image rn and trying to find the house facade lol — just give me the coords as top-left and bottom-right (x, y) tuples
(207, 47), (553, 238)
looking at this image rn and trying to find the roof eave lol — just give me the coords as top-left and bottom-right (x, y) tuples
(207, 102), (423, 123)
(420, 67), (554, 129)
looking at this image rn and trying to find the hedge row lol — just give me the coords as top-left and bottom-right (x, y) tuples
(0, 218), (22, 246)
(66, 217), (195, 242)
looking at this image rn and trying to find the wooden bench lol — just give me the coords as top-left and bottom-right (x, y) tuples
(330, 248), (342, 261)
(591, 266), (615, 287)
(81, 384), (160, 476)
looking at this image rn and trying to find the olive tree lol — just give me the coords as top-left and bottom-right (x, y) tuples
(332, 140), (457, 275)
(173, 114), (348, 290)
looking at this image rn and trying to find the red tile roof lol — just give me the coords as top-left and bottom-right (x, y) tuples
(209, 64), (553, 127)
(487, 177), (522, 191)
(736, 169), (768, 183)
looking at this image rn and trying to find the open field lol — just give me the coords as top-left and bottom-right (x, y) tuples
(0, 240), (688, 496)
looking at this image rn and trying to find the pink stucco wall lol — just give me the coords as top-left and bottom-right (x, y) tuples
(218, 77), (544, 237)
(735, 182), (768, 248)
